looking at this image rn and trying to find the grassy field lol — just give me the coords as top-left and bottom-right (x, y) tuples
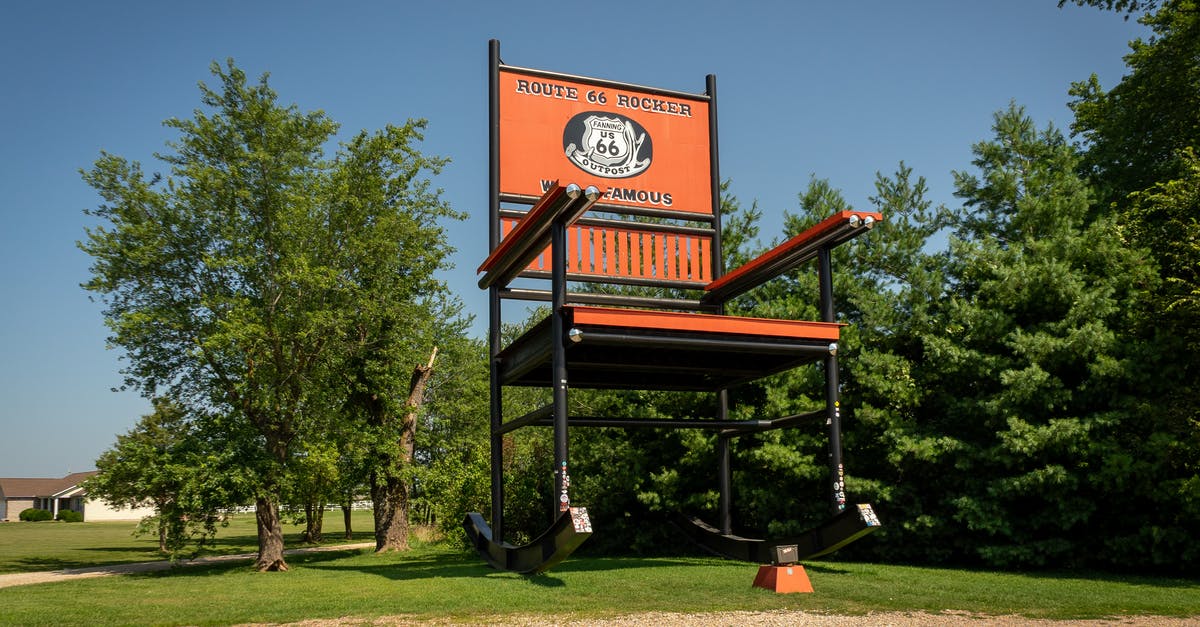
(0, 510), (376, 573)
(2, 515), (1199, 625)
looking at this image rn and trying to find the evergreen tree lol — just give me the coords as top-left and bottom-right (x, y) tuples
(1068, 1), (1200, 569)
(928, 105), (1152, 567)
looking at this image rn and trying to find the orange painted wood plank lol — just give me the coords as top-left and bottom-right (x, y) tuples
(642, 233), (653, 277)
(569, 306), (842, 341)
(706, 210), (882, 293)
(478, 181), (567, 274)
(604, 229), (615, 276)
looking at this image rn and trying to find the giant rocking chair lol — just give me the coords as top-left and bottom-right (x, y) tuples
(463, 44), (882, 575)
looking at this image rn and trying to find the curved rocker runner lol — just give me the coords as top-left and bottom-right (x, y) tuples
(463, 508), (593, 575)
(467, 40), (883, 575)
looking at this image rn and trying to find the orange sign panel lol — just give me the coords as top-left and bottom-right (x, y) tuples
(499, 68), (712, 215)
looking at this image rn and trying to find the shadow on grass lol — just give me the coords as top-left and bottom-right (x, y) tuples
(799, 563), (854, 575)
(9, 554), (162, 573)
(107, 546), (376, 582)
(981, 567), (1200, 589)
(835, 557), (1200, 589)
(299, 549), (758, 588)
(94, 538), (1200, 598)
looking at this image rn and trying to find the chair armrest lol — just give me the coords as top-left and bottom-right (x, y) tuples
(478, 182), (601, 289)
(702, 210), (881, 305)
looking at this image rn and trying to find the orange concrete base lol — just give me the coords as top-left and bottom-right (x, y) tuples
(752, 564), (814, 594)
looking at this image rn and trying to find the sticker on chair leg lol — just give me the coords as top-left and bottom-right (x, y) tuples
(858, 503), (881, 527)
(570, 507), (592, 533)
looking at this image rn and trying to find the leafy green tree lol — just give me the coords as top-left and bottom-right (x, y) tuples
(1057, 0), (1165, 17)
(1107, 151), (1200, 566)
(411, 336), (492, 543)
(1069, 1), (1200, 205)
(320, 118), (467, 552)
(285, 438), (339, 543)
(920, 105), (1154, 567)
(80, 60), (463, 569)
(1124, 150), (1200, 358)
(1067, 1), (1200, 568)
(86, 399), (245, 554)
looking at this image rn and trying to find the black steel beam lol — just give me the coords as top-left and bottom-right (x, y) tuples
(496, 404), (554, 435)
(500, 288), (714, 312)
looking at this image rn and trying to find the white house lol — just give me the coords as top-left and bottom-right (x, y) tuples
(0, 471), (155, 522)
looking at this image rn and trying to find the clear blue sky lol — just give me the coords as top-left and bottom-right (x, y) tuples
(0, 1), (1146, 477)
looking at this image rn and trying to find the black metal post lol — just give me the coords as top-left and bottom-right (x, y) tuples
(717, 389), (733, 534)
(708, 74), (733, 536)
(487, 39), (505, 540)
(551, 219), (571, 517)
(818, 247), (846, 514)
(706, 74), (723, 279)
(717, 432), (732, 535)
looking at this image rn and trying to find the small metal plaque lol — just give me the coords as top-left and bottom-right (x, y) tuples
(774, 544), (799, 564)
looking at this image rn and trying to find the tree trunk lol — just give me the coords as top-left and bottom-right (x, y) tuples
(158, 517), (168, 553)
(302, 500), (324, 543)
(342, 502), (353, 540)
(373, 347), (436, 552)
(255, 496), (289, 571)
(371, 472), (410, 552)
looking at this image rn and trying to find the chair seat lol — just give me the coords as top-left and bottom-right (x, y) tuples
(497, 306), (842, 391)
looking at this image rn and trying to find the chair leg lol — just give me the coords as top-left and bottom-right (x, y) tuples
(817, 247), (846, 515)
(551, 220), (571, 513)
(717, 388), (733, 535)
(489, 291), (506, 541)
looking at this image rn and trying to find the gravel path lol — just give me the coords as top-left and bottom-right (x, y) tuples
(255, 610), (1200, 626)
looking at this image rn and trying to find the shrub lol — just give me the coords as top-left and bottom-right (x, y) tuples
(19, 508), (53, 522)
(56, 510), (84, 523)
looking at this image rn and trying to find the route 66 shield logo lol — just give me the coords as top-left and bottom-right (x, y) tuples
(563, 112), (652, 178)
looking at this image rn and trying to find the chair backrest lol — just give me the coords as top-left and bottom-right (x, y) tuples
(498, 212), (715, 289)
(489, 53), (722, 303)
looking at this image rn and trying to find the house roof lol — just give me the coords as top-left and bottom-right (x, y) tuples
(0, 471), (98, 498)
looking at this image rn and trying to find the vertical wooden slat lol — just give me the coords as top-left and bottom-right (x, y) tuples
(676, 235), (686, 280)
(642, 232), (653, 277)
(580, 226), (592, 274)
(499, 218), (715, 284)
(604, 228), (615, 276)
(687, 236), (699, 281)
(566, 225), (578, 273)
(634, 231), (644, 277)
(615, 230), (625, 276)
(664, 234), (676, 280)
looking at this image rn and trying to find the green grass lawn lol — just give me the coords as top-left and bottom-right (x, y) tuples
(0, 510), (376, 573)
(2, 516), (1198, 625)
